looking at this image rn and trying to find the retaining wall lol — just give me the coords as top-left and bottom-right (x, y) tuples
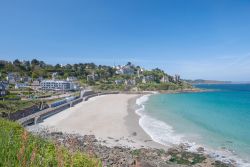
(7, 105), (49, 121)
(18, 91), (119, 126)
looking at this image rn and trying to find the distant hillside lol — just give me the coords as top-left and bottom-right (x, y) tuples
(185, 79), (232, 84)
(0, 59), (192, 91)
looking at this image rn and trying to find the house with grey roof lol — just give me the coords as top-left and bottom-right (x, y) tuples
(0, 82), (7, 96)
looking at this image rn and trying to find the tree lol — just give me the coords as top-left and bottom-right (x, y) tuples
(22, 61), (31, 70)
(0, 61), (5, 70)
(65, 64), (72, 70)
(13, 59), (21, 66)
(31, 59), (40, 66)
(126, 62), (132, 66)
(39, 61), (46, 67)
(32, 71), (39, 79)
(55, 64), (61, 69)
(5, 63), (15, 72)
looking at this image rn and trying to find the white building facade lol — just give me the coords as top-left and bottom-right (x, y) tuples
(40, 80), (78, 91)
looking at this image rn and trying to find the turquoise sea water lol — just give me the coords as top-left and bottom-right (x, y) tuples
(137, 84), (250, 166)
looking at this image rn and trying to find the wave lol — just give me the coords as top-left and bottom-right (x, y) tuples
(136, 95), (183, 146)
(135, 94), (250, 167)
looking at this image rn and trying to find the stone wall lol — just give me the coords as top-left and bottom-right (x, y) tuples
(8, 105), (49, 121)
(72, 98), (83, 106)
(40, 103), (70, 121)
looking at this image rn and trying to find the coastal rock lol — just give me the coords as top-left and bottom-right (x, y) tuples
(168, 148), (179, 154)
(197, 147), (205, 153)
(50, 131), (63, 136)
(138, 160), (155, 167)
(132, 132), (137, 136)
(27, 127), (235, 167)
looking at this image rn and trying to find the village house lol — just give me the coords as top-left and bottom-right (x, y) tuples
(87, 73), (99, 81)
(37, 76), (44, 82)
(67, 76), (77, 82)
(114, 79), (124, 85)
(6, 72), (20, 84)
(115, 65), (135, 75)
(21, 76), (32, 83)
(160, 75), (169, 83)
(0, 82), (7, 96)
(142, 75), (155, 83)
(125, 79), (136, 86)
(31, 80), (41, 90)
(15, 83), (29, 89)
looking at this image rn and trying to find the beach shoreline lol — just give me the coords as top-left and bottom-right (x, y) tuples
(32, 93), (163, 149)
(125, 95), (167, 149)
(26, 93), (237, 166)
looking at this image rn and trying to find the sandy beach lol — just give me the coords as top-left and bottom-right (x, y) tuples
(38, 94), (164, 149)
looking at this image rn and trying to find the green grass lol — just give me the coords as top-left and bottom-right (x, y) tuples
(0, 118), (101, 167)
(169, 151), (206, 165)
(131, 149), (140, 156)
(3, 92), (21, 100)
(0, 100), (40, 114)
(94, 83), (126, 91)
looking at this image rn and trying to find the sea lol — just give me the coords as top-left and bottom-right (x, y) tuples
(136, 84), (250, 167)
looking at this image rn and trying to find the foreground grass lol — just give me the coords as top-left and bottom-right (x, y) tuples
(0, 118), (101, 167)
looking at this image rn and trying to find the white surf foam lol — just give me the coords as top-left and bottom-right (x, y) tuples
(135, 94), (250, 167)
(136, 94), (183, 146)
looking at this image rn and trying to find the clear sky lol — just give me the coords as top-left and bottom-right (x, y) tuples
(0, 0), (250, 81)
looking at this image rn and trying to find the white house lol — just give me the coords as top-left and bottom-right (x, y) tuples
(67, 76), (77, 82)
(114, 79), (124, 85)
(115, 65), (135, 75)
(15, 83), (29, 89)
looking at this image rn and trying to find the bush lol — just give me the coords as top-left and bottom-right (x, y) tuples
(95, 84), (125, 91)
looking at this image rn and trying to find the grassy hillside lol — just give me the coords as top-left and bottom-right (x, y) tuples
(0, 118), (101, 167)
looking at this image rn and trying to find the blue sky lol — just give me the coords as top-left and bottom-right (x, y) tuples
(0, 0), (250, 81)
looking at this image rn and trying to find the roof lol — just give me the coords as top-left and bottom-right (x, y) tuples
(0, 83), (6, 90)
(41, 80), (71, 83)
